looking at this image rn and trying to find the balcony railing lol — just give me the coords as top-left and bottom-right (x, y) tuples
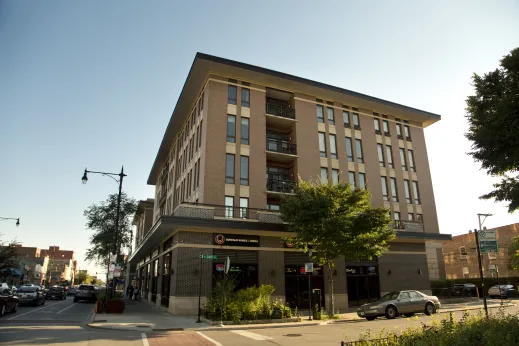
(266, 103), (295, 119)
(173, 203), (284, 224)
(266, 138), (297, 155)
(266, 179), (296, 194)
(393, 220), (424, 232)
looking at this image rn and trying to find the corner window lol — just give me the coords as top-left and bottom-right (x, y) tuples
(355, 139), (364, 163)
(240, 156), (249, 186)
(225, 154), (235, 184)
(377, 144), (385, 167)
(345, 137), (353, 162)
(320, 167), (328, 184)
(227, 115), (236, 143)
(318, 132), (327, 157)
(241, 118), (249, 145)
(327, 107), (335, 125)
(228, 85), (237, 105)
(329, 134), (337, 159)
(331, 169), (339, 184)
(241, 88), (250, 107)
(358, 172), (366, 189)
(317, 105), (324, 123)
(381, 176), (389, 201)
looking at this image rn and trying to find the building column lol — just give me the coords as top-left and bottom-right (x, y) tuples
(258, 251), (285, 302)
(156, 254), (164, 308)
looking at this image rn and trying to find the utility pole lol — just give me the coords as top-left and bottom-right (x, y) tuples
(476, 213), (493, 318)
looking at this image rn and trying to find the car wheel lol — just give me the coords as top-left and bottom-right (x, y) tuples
(366, 316), (377, 321)
(425, 302), (435, 315)
(385, 305), (397, 319)
(0, 304), (5, 317)
(12, 303), (18, 313)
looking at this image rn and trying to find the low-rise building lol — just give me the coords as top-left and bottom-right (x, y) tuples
(442, 223), (519, 279)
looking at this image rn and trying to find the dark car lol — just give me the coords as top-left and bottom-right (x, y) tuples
(17, 286), (45, 306)
(74, 285), (97, 303)
(451, 283), (477, 297)
(46, 286), (66, 300)
(0, 288), (19, 316)
(488, 285), (518, 299)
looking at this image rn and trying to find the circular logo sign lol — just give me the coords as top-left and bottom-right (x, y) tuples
(215, 264), (225, 272)
(215, 234), (225, 245)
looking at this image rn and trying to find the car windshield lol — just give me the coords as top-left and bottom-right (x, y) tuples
(378, 292), (400, 301)
(78, 285), (94, 291)
(18, 287), (37, 293)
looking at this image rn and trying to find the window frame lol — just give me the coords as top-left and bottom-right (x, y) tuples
(345, 137), (353, 162)
(318, 132), (327, 157)
(225, 196), (234, 218)
(348, 171), (356, 188)
(404, 179), (411, 204)
(241, 88), (250, 107)
(226, 115), (236, 143)
(383, 120), (390, 136)
(377, 143), (385, 167)
(228, 85), (237, 105)
(358, 172), (366, 189)
(404, 125), (411, 141)
(225, 154), (235, 184)
(374, 118), (381, 134)
(355, 139), (364, 163)
(400, 148), (407, 171)
(240, 155), (249, 186)
(386, 145), (394, 168)
(390, 177), (398, 202)
(408, 149), (416, 172)
(239, 197), (249, 218)
(320, 167), (328, 184)
(396, 123), (403, 139)
(329, 134), (338, 159)
(353, 112), (361, 130)
(240, 117), (249, 145)
(317, 105), (324, 123)
(412, 181), (421, 205)
(331, 169), (339, 184)
(327, 107), (335, 125)
(381, 176), (389, 201)
(343, 110), (350, 127)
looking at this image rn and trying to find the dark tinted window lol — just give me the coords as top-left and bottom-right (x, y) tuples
(78, 285), (95, 291)
(18, 287), (37, 292)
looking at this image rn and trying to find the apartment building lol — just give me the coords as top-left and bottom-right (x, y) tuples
(443, 223), (519, 279)
(128, 53), (451, 315)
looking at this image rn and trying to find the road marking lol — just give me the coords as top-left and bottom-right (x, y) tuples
(57, 302), (78, 314)
(8, 300), (68, 320)
(231, 330), (273, 340)
(141, 333), (149, 346)
(197, 332), (223, 346)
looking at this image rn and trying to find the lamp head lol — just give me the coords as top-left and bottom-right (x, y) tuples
(81, 169), (88, 184)
(16, 218), (20, 227)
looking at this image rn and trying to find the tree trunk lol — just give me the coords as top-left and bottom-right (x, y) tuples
(327, 261), (335, 317)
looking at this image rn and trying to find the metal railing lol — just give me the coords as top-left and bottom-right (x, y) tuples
(266, 179), (296, 194)
(393, 220), (424, 232)
(173, 202), (284, 224)
(266, 103), (295, 119)
(266, 138), (297, 155)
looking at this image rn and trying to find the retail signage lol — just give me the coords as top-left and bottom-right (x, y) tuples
(201, 254), (218, 260)
(215, 264), (225, 272)
(213, 234), (259, 247)
(305, 263), (314, 273)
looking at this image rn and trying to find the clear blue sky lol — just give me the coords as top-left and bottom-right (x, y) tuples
(1, 0), (518, 274)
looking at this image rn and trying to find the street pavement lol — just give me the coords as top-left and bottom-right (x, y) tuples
(0, 297), (517, 345)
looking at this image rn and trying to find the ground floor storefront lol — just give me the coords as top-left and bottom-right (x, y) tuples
(129, 228), (443, 315)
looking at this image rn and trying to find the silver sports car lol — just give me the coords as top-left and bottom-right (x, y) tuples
(357, 290), (441, 320)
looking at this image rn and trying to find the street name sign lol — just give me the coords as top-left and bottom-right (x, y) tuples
(479, 229), (498, 253)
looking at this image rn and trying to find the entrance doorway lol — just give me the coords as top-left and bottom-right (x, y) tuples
(284, 265), (325, 309)
(346, 265), (380, 306)
(161, 252), (171, 307)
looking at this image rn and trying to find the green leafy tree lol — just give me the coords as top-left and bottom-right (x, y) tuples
(0, 238), (20, 280)
(83, 192), (137, 267)
(465, 47), (519, 212)
(74, 271), (88, 285)
(280, 180), (395, 316)
(91, 278), (97, 285)
(508, 236), (519, 271)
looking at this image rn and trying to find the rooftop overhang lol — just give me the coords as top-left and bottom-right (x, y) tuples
(147, 53), (442, 185)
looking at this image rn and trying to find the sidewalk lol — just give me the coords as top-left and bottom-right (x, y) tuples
(87, 298), (514, 332)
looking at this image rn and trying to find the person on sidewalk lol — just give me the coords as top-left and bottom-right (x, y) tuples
(126, 286), (131, 299)
(129, 285), (134, 300)
(133, 287), (140, 301)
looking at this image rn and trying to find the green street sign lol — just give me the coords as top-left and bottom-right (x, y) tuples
(479, 229), (498, 253)
(201, 255), (217, 260)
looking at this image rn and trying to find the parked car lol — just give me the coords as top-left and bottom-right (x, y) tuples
(451, 283), (477, 297)
(17, 286), (46, 306)
(74, 285), (97, 303)
(67, 286), (78, 296)
(0, 288), (19, 316)
(46, 286), (66, 300)
(488, 285), (518, 299)
(357, 290), (441, 321)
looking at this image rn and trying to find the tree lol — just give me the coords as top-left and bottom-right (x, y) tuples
(0, 238), (20, 280)
(83, 192), (137, 267)
(465, 47), (519, 212)
(74, 271), (88, 285)
(280, 180), (395, 316)
(508, 236), (519, 271)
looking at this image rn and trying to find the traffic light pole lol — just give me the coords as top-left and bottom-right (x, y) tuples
(474, 229), (488, 317)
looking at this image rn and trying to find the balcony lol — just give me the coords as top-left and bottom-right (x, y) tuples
(266, 138), (297, 162)
(266, 178), (296, 195)
(393, 220), (424, 232)
(173, 203), (284, 224)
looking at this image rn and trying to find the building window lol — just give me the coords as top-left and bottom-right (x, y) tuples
(348, 172), (356, 188)
(240, 156), (249, 186)
(400, 148), (407, 170)
(404, 125), (411, 141)
(327, 107), (335, 125)
(386, 145), (394, 169)
(343, 111), (350, 128)
(331, 169), (339, 184)
(225, 154), (235, 184)
(353, 112), (361, 130)
(408, 213), (414, 221)
(374, 118), (381, 134)
(394, 212), (400, 221)
(345, 137), (353, 162)
(193, 162), (198, 190)
(408, 149), (416, 172)
(228, 85), (237, 105)
(241, 88), (250, 107)
(488, 252), (497, 260)
(317, 105), (324, 123)
(381, 176), (389, 201)
(267, 203), (280, 211)
(198, 120), (203, 148)
(227, 115), (236, 143)
(320, 167), (328, 184)
(239, 197), (249, 218)
(412, 181), (421, 204)
(200, 91), (204, 110)
(404, 179), (411, 203)
(329, 134), (337, 159)
(359, 172), (366, 189)
(225, 196), (234, 218)
(459, 247), (468, 259)
(241, 118), (249, 145)
(396, 123), (403, 139)
(196, 158), (201, 187)
(417, 213), (423, 223)
(462, 266), (469, 278)
(383, 120), (390, 136)
(377, 144), (385, 167)
(318, 132), (327, 157)
(390, 177), (398, 202)
(355, 139), (364, 163)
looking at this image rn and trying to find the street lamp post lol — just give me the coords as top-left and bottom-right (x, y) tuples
(0, 217), (20, 227)
(82, 166), (126, 298)
(475, 213), (493, 318)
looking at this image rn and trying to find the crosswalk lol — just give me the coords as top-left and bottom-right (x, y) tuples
(230, 330), (274, 341)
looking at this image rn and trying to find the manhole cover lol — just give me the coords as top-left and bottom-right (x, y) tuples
(284, 334), (303, 337)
